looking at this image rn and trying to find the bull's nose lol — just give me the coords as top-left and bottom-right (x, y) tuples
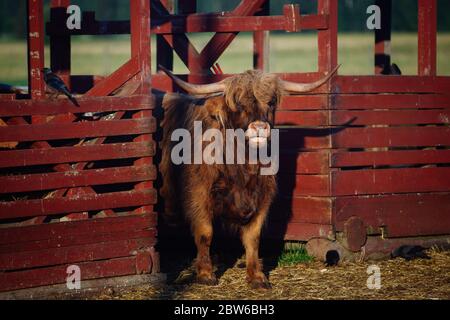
(248, 121), (270, 132)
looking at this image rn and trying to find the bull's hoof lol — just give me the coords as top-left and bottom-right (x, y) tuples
(196, 274), (219, 286)
(248, 277), (272, 290)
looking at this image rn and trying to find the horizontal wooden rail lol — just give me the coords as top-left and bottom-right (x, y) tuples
(0, 189), (157, 219)
(331, 149), (450, 168)
(332, 167), (450, 196)
(0, 165), (156, 194)
(0, 142), (155, 169)
(47, 13), (328, 36)
(0, 118), (156, 142)
(0, 214), (156, 245)
(0, 95), (153, 117)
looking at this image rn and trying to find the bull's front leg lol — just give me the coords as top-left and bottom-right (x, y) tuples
(192, 219), (218, 285)
(241, 212), (271, 289)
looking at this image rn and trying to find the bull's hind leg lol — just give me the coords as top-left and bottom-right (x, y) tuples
(193, 220), (218, 285)
(241, 213), (271, 289)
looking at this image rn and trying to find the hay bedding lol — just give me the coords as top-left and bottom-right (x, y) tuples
(93, 250), (450, 300)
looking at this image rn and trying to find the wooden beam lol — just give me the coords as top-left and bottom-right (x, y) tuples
(418, 0), (437, 76)
(27, 0), (45, 99)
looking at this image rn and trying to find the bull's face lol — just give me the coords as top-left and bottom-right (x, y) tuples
(159, 66), (339, 149)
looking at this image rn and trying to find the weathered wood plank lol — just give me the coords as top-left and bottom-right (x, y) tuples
(334, 193), (450, 237)
(331, 149), (450, 168)
(0, 190), (157, 219)
(0, 165), (156, 194)
(0, 95), (153, 117)
(0, 214), (156, 245)
(0, 118), (156, 142)
(332, 167), (450, 196)
(0, 142), (155, 169)
(0, 238), (153, 271)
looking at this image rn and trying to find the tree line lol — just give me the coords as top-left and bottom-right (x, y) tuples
(1, 0), (449, 39)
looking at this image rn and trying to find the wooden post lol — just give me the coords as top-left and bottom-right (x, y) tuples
(317, 0), (338, 73)
(157, 0), (174, 72)
(27, 0), (45, 99)
(375, 0), (392, 74)
(178, 0), (197, 14)
(418, 0), (437, 76)
(253, 0), (270, 71)
(50, 0), (71, 87)
(130, 0), (151, 93)
(177, 0), (197, 73)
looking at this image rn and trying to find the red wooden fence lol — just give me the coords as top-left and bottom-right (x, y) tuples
(1, 0), (449, 293)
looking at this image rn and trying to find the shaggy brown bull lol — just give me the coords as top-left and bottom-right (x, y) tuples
(158, 66), (339, 288)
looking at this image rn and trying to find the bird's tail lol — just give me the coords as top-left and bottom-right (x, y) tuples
(60, 87), (80, 107)
(67, 94), (80, 107)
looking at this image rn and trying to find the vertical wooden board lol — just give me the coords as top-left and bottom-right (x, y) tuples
(418, 0), (437, 76)
(27, 0), (45, 99)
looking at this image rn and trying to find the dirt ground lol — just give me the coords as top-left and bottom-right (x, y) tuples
(93, 250), (450, 300)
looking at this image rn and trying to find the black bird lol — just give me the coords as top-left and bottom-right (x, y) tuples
(391, 245), (431, 261)
(325, 250), (340, 267)
(41, 68), (79, 107)
(0, 83), (27, 95)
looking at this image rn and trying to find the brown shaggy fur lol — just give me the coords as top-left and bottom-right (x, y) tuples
(159, 71), (281, 288)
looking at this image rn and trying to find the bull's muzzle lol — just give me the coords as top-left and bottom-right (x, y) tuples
(245, 121), (271, 149)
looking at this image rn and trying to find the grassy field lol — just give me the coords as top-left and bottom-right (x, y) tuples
(1, 32), (450, 86)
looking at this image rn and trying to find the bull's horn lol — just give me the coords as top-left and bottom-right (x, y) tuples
(280, 64), (341, 93)
(158, 65), (227, 95)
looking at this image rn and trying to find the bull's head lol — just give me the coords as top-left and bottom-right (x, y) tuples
(159, 65), (340, 148)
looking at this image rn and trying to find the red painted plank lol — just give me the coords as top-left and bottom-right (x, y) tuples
(332, 94), (450, 110)
(265, 222), (333, 241)
(279, 95), (328, 111)
(0, 229), (156, 254)
(270, 196), (332, 225)
(317, 0), (338, 73)
(278, 174), (329, 197)
(331, 110), (450, 126)
(0, 95), (153, 117)
(0, 214), (156, 245)
(0, 142), (155, 169)
(0, 118), (156, 142)
(0, 257), (137, 292)
(0, 165), (156, 194)
(334, 193), (450, 237)
(152, 14), (328, 34)
(332, 126), (450, 148)
(418, 0), (437, 76)
(279, 151), (329, 174)
(331, 149), (450, 168)
(0, 238), (153, 271)
(276, 111), (328, 126)
(334, 76), (450, 94)
(332, 167), (450, 196)
(0, 190), (157, 219)
(27, 0), (45, 99)
(279, 128), (331, 150)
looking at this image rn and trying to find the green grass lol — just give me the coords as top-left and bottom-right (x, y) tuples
(277, 243), (314, 267)
(1, 32), (450, 86)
